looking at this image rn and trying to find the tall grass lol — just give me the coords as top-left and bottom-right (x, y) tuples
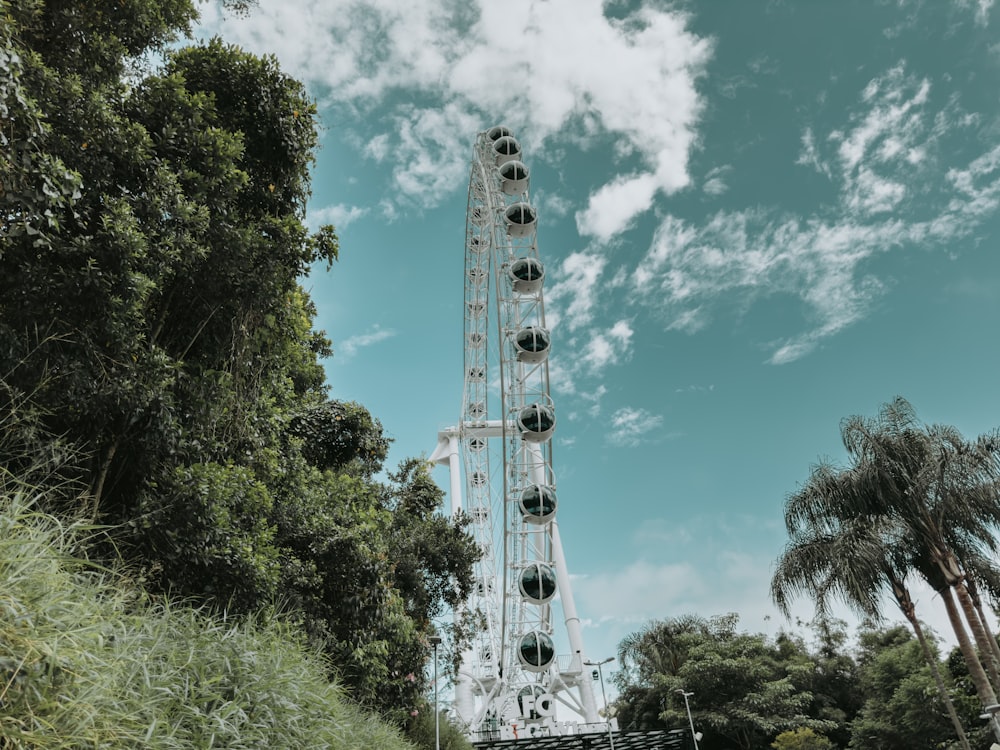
(0, 483), (417, 749)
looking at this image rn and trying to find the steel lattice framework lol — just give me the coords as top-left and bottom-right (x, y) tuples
(432, 128), (608, 743)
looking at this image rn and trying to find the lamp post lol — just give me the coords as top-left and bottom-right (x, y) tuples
(676, 689), (699, 750)
(584, 657), (615, 750)
(429, 635), (442, 750)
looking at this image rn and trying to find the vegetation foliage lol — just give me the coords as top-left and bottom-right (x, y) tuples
(1, 0), (477, 745)
(6, 0), (1000, 747)
(0, 480), (417, 749)
(613, 614), (995, 750)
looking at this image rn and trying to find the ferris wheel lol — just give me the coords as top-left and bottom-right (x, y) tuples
(431, 127), (603, 741)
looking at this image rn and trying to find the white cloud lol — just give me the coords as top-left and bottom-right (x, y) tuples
(546, 252), (607, 332)
(199, 0), (712, 233)
(581, 320), (634, 374)
(364, 133), (391, 162)
(608, 407), (662, 447)
(977, 0), (996, 25)
(576, 172), (659, 242)
(702, 165), (732, 196)
(574, 560), (705, 623)
(578, 384), (608, 418)
(534, 191), (574, 219)
(336, 325), (396, 359)
(795, 127), (831, 177)
(953, 0), (996, 25)
(307, 202), (368, 230)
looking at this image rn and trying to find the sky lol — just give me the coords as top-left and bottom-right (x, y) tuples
(197, 0), (1000, 688)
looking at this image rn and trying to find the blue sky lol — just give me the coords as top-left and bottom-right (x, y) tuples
(198, 0), (1000, 679)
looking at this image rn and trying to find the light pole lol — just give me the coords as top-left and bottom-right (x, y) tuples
(584, 657), (615, 750)
(429, 635), (442, 750)
(676, 689), (699, 750)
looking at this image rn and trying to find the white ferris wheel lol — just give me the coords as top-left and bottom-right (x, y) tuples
(431, 127), (605, 742)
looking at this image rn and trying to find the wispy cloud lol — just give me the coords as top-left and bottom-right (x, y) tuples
(608, 407), (663, 447)
(544, 249), (637, 414)
(199, 0), (712, 234)
(546, 251), (608, 332)
(336, 325), (396, 360)
(581, 320), (634, 374)
(702, 165), (732, 196)
(631, 61), (1000, 364)
(307, 202), (368, 230)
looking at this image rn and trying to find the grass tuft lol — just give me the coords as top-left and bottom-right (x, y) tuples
(0, 481), (417, 750)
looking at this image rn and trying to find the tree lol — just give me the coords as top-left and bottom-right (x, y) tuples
(849, 626), (988, 750)
(772, 493), (972, 748)
(614, 615), (835, 750)
(773, 398), (1000, 746)
(1, 1), (479, 725)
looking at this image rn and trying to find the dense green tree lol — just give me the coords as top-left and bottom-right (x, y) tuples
(0, 0), (477, 724)
(614, 615), (834, 750)
(849, 627), (990, 750)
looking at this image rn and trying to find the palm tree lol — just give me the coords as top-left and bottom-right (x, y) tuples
(772, 475), (972, 750)
(617, 614), (716, 684)
(844, 400), (1000, 700)
(773, 397), (1000, 746)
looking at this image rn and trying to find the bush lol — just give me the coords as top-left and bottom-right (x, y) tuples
(772, 727), (835, 750)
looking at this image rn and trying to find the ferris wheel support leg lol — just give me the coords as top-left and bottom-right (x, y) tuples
(430, 430), (476, 723)
(551, 520), (601, 724)
(431, 429), (464, 517)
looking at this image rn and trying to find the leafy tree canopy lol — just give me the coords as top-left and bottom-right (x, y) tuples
(0, 0), (477, 725)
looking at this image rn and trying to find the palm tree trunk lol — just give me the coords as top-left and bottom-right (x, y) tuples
(893, 581), (971, 750)
(905, 612), (972, 750)
(953, 578), (1000, 695)
(940, 585), (1000, 743)
(965, 575), (1000, 687)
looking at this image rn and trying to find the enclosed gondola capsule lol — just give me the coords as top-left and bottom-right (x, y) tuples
(508, 256), (544, 293)
(519, 484), (557, 523)
(519, 562), (557, 604)
(486, 125), (512, 141)
(514, 325), (550, 363)
(517, 631), (556, 672)
(499, 160), (529, 195)
(493, 135), (521, 165)
(518, 402), (555, 442)
(504, 203), (536, 238)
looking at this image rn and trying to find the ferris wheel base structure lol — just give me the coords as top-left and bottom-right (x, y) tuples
(431, 127), (614, 744)
(431, 428), (616, 742)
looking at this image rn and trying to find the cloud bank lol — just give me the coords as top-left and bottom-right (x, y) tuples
(199, 0), (712, 231)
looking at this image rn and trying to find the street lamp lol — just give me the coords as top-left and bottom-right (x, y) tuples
(676, 689), (699, 750)
(584, 657), (615, 750)
(429, 635), (442, 750)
